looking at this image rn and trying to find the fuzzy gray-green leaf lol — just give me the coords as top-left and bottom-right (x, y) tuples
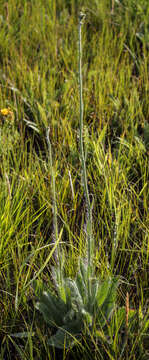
(36, 290), (69, 327)
(48, 317), (83, 349)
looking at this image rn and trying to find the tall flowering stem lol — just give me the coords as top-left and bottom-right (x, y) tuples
(78, 12), (94, 279)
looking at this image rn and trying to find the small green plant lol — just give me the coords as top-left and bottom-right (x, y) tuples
(35, 11), (120, 351)
(36, 265), (119, 349)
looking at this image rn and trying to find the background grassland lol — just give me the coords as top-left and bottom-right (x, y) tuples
(0, 0), (149, 359)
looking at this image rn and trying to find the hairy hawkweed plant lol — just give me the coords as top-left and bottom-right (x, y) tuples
(35, 12), (120, 350)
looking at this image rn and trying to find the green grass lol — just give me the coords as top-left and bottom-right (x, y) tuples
(0, 0), (149, 359)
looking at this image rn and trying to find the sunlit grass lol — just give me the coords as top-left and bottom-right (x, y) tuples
(0, 0), (149, 359)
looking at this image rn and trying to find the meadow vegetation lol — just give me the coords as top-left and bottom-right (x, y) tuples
(0, 0), (149, 359)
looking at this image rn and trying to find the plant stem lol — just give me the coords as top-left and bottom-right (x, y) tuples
(78, 12), (94, 276)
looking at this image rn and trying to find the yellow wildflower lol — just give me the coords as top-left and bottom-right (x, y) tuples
(0, 108), (13, 116)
